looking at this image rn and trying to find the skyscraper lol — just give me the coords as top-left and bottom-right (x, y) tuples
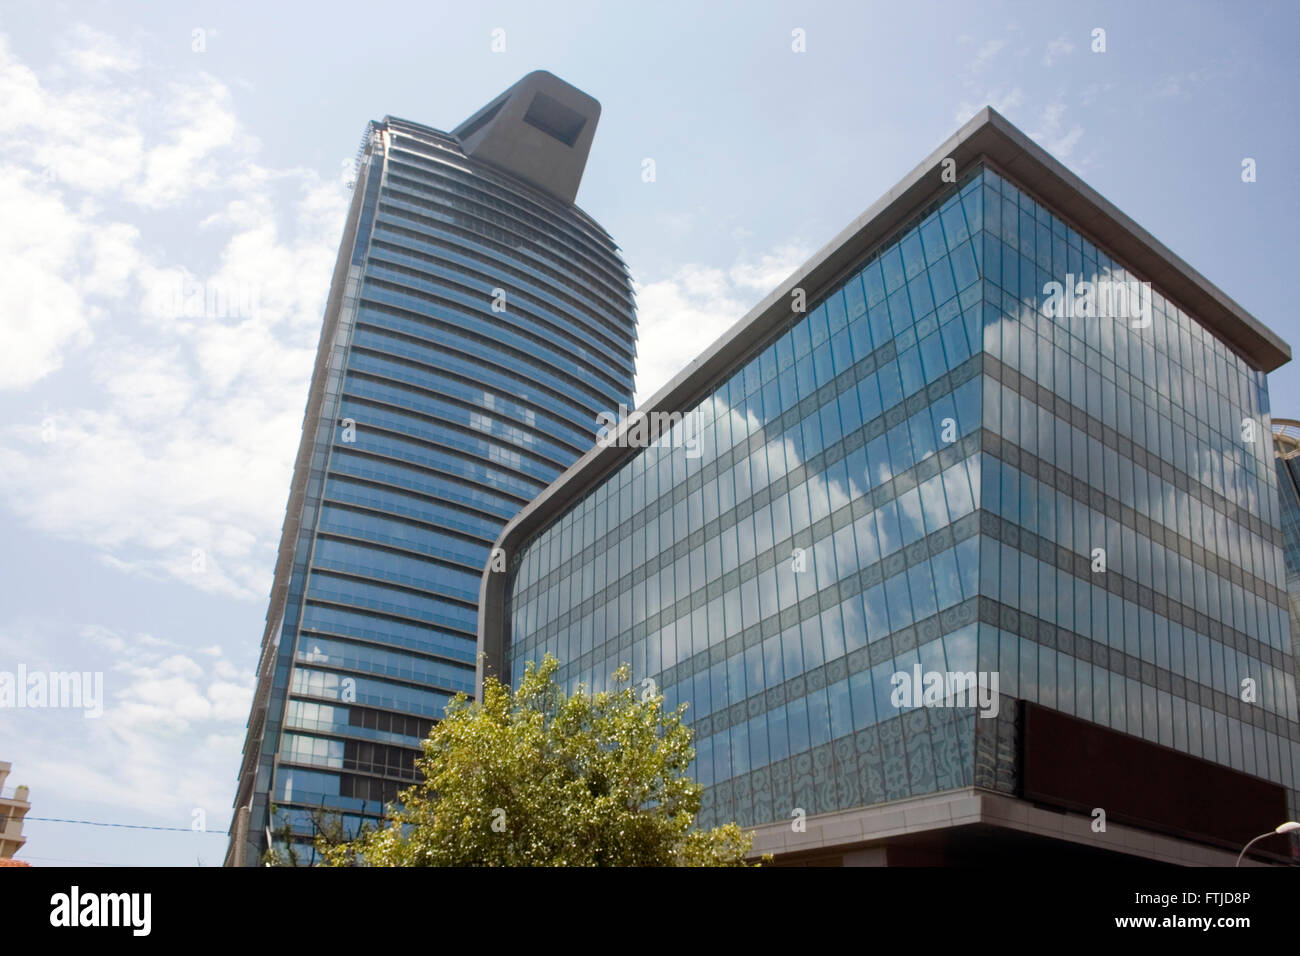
(225, 72), (637, 866)
(481, 108), (1298, 865)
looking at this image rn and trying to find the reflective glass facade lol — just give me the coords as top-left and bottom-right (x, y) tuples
(1272, 424), (1300, 707)
(501, 164), (1300, 837)
(974, 168), (1295, 822)
(229, 101), (636, 864)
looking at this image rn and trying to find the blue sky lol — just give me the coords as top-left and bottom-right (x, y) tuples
(0, 0), (1296, 866)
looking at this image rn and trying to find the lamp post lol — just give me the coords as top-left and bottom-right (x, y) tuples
(1234, 822), (1300, 866)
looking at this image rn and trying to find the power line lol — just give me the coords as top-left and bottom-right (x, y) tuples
(25, 816), (225, 834)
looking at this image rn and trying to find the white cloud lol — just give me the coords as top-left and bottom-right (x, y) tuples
(0, 622), (255, 820)
(1042, 36), (1075, 67)
(969, 38), (1006, 76)
(134, 78), (249, 206)
(727, 242), (811, 293)
(0, 24), (350, 599)
(0, 167), (118, 388)
(1153, 65), (1227, 99)
(632, 242), (812, 405)
(59, 23), (142, 75)
(1030, 95), (1086, 160)
(1079, 82), (1114, 107)
(954, 87), (1024, 126)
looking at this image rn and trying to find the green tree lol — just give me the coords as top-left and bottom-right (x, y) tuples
(318, 655), (758, 866)
(262, 804), (361, 866)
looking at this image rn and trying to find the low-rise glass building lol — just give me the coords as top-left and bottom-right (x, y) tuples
(480, 108), (1298, 865)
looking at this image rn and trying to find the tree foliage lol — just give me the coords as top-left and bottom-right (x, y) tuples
(262, 805), (359, 866)
(318, 655), (757, 866)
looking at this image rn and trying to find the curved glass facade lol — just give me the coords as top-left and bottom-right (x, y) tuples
(501, 164), (1300, 842)
(229, 96), (636, 864)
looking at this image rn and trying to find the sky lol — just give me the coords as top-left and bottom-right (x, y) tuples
(0, 0), (1297, 866)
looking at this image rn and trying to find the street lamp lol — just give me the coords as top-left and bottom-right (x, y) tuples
(1235, 822), (1300, 867)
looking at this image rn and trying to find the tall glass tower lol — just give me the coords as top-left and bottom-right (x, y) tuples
(225, 72), (637, 865)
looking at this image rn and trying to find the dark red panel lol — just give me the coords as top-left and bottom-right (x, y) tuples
(1020, 701), (1291, 859)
